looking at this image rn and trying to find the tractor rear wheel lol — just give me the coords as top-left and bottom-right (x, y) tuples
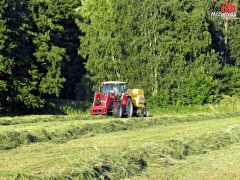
(113, 103), (122, 118)
(126, 98), (133, 117)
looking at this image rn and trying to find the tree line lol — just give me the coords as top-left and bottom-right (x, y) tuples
(0, 0), (239, 113)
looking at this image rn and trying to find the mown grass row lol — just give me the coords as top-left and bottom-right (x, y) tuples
(15, 125), (240, 179)
(0, 115), (108, 126)
(1, 112), (240, 151)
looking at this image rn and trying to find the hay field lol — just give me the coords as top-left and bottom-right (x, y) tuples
(0, 113), (240, 179)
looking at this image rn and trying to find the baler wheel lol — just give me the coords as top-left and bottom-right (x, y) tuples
(144, 108), (150, 117)
(140, 107), (149, 117)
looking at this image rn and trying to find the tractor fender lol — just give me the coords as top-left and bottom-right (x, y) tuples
(121, 94), (130, 106)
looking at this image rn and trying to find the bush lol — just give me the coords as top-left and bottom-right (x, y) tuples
(75, 75), (94, 101)
(44, 99), (91, 115)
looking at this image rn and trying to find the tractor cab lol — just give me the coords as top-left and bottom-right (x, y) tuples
(102, 81), (127, 98)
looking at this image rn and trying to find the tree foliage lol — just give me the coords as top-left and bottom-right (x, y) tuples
(0, 0), (82, 112)
(78, 0), (226, 106)
(0, 0), (239, 112)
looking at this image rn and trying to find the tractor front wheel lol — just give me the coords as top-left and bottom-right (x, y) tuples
(126, 98), (133, 117)
(113, 103), (122, 118)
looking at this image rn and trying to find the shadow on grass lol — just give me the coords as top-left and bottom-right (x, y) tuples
(2, 99), (91, 116)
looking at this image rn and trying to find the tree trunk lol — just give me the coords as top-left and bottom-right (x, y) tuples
(224, 19), (228, 63)
(112, 55), (120, 78)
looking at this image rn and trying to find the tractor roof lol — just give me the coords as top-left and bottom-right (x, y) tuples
(102, 81), (127, 85)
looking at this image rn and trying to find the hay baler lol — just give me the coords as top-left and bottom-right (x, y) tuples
(90, 81), (149, 118)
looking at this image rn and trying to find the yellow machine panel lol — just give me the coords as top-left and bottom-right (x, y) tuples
(128, 89), (146, 108)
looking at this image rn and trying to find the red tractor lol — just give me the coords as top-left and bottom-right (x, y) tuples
(90, 81), (148, 118)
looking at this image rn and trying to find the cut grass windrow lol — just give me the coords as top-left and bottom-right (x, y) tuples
(0, 115), (109, 126)
(1, 112), (240, 151)
(15, 125), (240, 179)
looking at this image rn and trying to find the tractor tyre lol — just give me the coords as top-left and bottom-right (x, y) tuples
(113, 103), (123, 118)
(140, 107), (149, 117)
(140, 108), (145, 117)
(144, 108), (150, 117)
(126, 98), (133, 118)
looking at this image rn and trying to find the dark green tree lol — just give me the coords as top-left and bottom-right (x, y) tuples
(48, 0), (84, 99)
(0, 0), (72, 110)
(0, 0), (13, 111)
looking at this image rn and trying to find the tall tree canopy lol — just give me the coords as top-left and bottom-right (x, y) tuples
(0, 0), (239, 113)
(78, 0), (224, 106)
(0, 0), (13, 110)
(0, 0), (82, 112)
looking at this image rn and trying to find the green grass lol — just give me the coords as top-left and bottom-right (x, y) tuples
(45, 99), (91, 115)
(138, 143), (240, 180)
(1, 112), (240, 150)
(1, 96), (240, 179)
(0, 113), (240, 179)
(4, 99), (91, 116)
(150, 95), (240, 115)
